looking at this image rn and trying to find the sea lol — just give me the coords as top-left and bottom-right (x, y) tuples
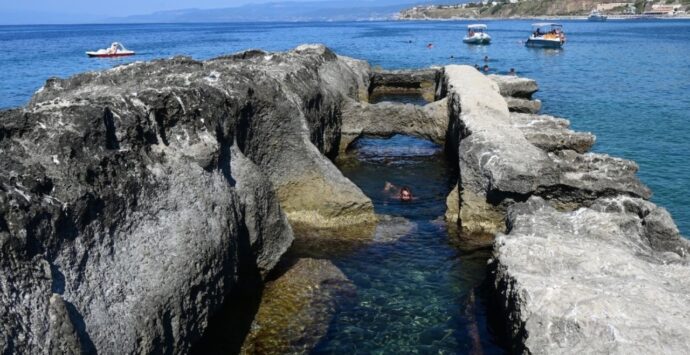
(1, 20), (689, 353)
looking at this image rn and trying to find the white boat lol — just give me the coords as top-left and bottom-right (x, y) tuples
(588, 10), (608, 21)
(463, 24), (491, 45)
(526, 23), (566, 49)
(86, 42), (135, 58)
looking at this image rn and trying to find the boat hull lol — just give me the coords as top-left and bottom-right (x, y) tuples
(525, 38), (564, 48)
(86, 52), (135, 58)
(588, 16), (608, 21)
(463, 34), (491, 45)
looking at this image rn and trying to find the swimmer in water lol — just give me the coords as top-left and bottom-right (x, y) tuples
(384, 182), (414, 202)
(509, 68), (516, 75)
(483, 64), (490, 73)
(484, 55), (489, 62)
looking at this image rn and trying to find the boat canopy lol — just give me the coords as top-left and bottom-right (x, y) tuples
(531, 23), (563, 28)
(467, 24), (487, 30)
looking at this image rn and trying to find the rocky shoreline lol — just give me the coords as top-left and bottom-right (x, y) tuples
(1, 45), (688, 353)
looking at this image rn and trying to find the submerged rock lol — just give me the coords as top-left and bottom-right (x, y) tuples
(490, 196), (690, 354)
(239, 258), (356, 354)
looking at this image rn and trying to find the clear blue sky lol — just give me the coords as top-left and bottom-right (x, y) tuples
(2, 0), (277, 17)
(0, 0), (425, 24)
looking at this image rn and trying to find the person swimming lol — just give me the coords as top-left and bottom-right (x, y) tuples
(483, 64), (490, 73)
(384, 182), (414, 202)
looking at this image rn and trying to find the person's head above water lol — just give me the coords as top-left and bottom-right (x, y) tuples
(400, 187), (412, 201)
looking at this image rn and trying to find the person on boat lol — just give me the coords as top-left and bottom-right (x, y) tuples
(384, 182), (414, 202)
(107, 42), (118, 55)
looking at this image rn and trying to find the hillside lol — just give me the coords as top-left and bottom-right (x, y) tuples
(399, 0), (689, 19)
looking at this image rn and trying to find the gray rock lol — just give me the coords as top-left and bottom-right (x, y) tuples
(506, 96), (542, 113)
(443, 65), (650, 237)
(489, 74), (539, 99)
(0, 44), (379, 354)
(340, 97), (448, 151)
(510, 113), (595, 153)
(491, 196), (690, 354)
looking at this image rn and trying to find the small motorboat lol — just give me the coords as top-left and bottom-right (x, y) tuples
(525, 23), (566, 49)
(588, 10), (608, 21)
(86, 42), (135, 58)
(463, 24), (492, 45)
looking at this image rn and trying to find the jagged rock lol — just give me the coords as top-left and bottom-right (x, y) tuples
(510, 113), (595, 153)
(506, 96), (542, 113)
(536, 150), (653, 209)
(340, 97), (448, 152)
(490, 196), (690, 354)
(239, 258), (356, 354)
(489, 74), (539, 99)
(0, 45), (379, 354)
(444, 65), (650, 238)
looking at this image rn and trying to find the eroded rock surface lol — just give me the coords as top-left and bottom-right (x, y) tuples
(490, 196), (690, 354)
(444, 65), (652, 237)
(0, 45), (376, 354)
(340, 98), (448, 152)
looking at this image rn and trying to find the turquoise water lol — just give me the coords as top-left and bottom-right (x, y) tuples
(314, 135), (502, 353)
(1, 20), (687, 236)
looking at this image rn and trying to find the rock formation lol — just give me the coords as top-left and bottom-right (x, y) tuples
(490, 196), (690, 353)
(444, 65), (650, 240)
(441, 65), (689, 353)
(0, 45), (375, 354)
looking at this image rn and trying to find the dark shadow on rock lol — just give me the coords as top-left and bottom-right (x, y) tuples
(191, 220), (262, 355)
(64, 300), (97, 354)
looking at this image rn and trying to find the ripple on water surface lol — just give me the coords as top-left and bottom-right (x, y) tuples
(306, 135), (504, 353)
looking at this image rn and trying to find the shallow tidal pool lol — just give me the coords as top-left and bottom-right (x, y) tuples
(306, 135), (505, 354)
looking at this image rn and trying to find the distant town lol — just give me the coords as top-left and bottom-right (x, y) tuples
(398, 0), (690, 19)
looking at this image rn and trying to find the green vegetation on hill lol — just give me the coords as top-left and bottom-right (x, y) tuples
(398, 0), (690, 19)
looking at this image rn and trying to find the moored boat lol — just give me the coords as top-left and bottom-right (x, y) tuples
(525, 23), (566, 49)
(86, 42), (135, 58)
(588, 10), (608, 21)
(463, 24), (492, 45)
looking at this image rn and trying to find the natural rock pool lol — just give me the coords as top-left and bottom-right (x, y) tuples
(303, 134), (504, 353)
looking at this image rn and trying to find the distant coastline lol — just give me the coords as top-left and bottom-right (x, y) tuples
(397, 0), (690, 21)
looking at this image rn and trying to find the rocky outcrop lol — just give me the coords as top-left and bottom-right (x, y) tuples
(489, 75), (539, 99)
(239, 258), (356, 354)
(444, 65), (651, 239)
(0, 45), (378, 354)
(490, 196), (690, 354)
(340, 98), (448, 152)
(510, 113), (595, 154)
(506, 97), (542, 114)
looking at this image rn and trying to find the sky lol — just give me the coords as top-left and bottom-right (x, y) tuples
(2, 0), (280, 17)
(0, 0), (431, 24)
